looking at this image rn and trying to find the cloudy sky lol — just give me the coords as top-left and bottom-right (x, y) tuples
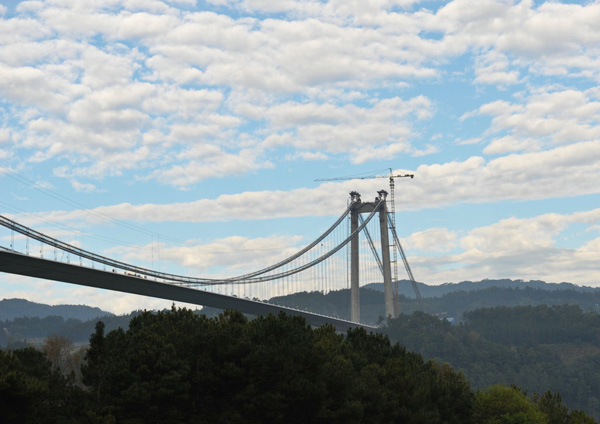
(1, 0), (599, 314)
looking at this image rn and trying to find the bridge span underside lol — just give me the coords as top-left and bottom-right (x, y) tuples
(0, 250), (374, 332)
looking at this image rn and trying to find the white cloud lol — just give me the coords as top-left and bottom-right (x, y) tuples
(284, 151), (328, 161)
(410, 208), (600, 285)
(10, 138), (600, 228)
(151, 146), (271, 188)
(0, 63), (75, 113)
(111, 234), (304, 274)
(71, 179), (98, 193)
(0, 128), (10, 144)
(6, 0), (600, 190)
(474, 50), (521, 86)
(142, 87), (224, 117)
(166, 0), (197, 6)
(483, 135), (539, 155)
(0, 1), (443, 187)
(403, 227), (457, 252)
(414, 141), (600, 208)
(257, 96), (434, 160)
(0, 15), (51, 45)
(474, 87), (600, 151)
(411, 144), (439, 157)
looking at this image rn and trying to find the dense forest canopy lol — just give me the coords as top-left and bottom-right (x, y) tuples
(1, 307), (597, 423)
(383, 306), (600, 421)
(271, 281), (600, 325)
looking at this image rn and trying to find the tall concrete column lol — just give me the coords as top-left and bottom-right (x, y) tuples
(350, 206), (360, 323)
(378, 199), (394, 319)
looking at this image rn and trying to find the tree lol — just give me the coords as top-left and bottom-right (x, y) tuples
(81, 320), (107, 412)
(78, 308), (480, 423)
(0, 347), (89, 423)
(568, 410), (597, 424)
(473, 385), (547, 424)
(0, 348), (47, 423)
(535, 391), (569, 424)
(42, 333), (83, 377)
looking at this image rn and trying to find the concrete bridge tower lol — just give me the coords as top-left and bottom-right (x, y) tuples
(349, 191), (394, 323)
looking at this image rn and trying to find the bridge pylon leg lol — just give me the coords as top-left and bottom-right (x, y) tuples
(379, 201), (394, 319)
(350, 206), (360, 323)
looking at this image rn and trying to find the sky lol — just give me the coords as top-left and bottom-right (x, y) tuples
(1, 0), (599, 314)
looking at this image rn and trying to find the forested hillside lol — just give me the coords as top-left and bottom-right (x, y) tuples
(366, 278), (600, 299)
(271, 282), (600, 325)
(0, 310), (138, 349)
(3, 279), (598, 340)
(383, 305), (600, 420)
(1, 308), (596, 423)
(0, 298), (112, 321)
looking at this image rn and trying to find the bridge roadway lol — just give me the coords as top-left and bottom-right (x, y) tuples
(0, 249), (375, 332)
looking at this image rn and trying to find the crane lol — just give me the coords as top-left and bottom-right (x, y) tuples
(315, 169), (422, 315)
(314, 170), (414, 183)
(314, 169), (413, 234)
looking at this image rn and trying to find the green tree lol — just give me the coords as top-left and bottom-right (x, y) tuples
(79, 308), (480, 424)
(0, 348), (47, 423)
(81, 320), (107, 412)
(535, 391), (569, 424)
(0, 347), (88, 423)
(473, 385), (547, 424)
(568, 410), (597, 424)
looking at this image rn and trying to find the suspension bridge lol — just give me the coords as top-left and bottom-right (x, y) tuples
(0, 190), (421, 331)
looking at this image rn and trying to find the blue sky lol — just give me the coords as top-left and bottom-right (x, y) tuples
(1, 0), (600, 314)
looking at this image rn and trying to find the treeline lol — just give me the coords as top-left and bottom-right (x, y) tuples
(384, 278), (599, 299)
(271, 285), (600, 325)
(383, 306), (600, 420)
(1, 307), (596, 423)
(418, 287), (600, 320)
(4, 281), (598, 345)
(270, 287), (384, 323)
(80, 308), (474, 423)
(0, 298), (111, 321)
(0, 313), (139, 349)
(464, 304), (600, 346)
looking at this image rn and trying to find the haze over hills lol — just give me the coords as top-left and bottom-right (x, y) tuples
(271, 278), (600, 324)
(0, 298), (113, 321)
(2, 278), (600, 346)
(365, 278), (600, 298)
(3, 278), (599, 324)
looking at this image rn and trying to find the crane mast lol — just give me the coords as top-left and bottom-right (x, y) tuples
(388, 175), (400, 315)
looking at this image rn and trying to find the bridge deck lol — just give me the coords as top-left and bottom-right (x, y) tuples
(0, 250), (375, 332)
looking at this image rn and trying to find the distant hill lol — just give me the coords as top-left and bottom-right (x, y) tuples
(271, 279), (600, 325)
(365, 278), (600, 298)
(0, 298), (113, 321)
(3, 278), (600, 344)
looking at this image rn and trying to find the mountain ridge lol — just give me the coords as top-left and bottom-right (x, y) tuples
(0, 298), (113, 321)
(365, 278), (600, 298)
